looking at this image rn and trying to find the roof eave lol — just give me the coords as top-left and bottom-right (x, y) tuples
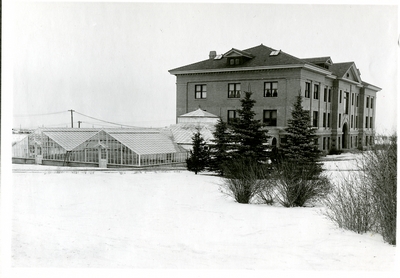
(169, 64), (306, 75)
(303, 64), (332, 75)
(337, 77), (364, 87)
(363, 83), (382, 91)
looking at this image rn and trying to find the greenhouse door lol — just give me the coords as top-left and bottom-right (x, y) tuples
(99, 147), (107, 168)
(35, 145), (43, 165)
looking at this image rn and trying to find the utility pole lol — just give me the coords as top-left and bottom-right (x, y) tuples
(78, 121), (82, 128)
(68, 109), (75, 128)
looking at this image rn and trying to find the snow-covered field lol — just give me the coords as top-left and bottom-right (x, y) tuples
(5, 155), (398, 276)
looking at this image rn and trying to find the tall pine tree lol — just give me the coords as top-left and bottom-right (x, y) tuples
(209, 118), (230, 175)
(186, 129), (209, 174)
(280, 94), (322, 168)
(229, 91), (270, 162)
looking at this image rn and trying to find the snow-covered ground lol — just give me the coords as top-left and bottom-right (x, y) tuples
(5, 154), (398, 276)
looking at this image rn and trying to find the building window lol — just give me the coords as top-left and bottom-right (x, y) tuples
(344, 92), (349, 114)
(370, 117), (373, 128)
(195, 84), (207, 99)
(351, 115), (354, 128)
(324, 87), (327, 102)
(338, 114), (341, 128)
(313, 84), (319, 99)
(356, 115), (358, 128)
(327, 113), (331, 128)
(264, 82), (278, 97)
(323, 113), (326, 128)
(366, 96), (369, 108)
(313, 111), (318, 127)
(323, 137), (327, 150)
(339, 90), (342, 103)
(351, 93), (354, 106)
(228, 83), (241, 98)
(366, 136), (369, 146)
(371, 98), (374, 109)
(263, 110), (277, 126)
(227, 110), (237, 124)
(328, 137), (331, 149)
(365, 116), (369, 128)
(305, 82), (311, 98)
(328, 88), (331, 102)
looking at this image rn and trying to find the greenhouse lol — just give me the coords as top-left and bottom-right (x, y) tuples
(12, 128), (188, 168)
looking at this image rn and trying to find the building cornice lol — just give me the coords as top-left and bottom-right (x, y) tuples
(170, 63), (336, 77)
(365, 84), (382, 91)
(169, 64), (306, 75)
(337, 78), (364, 87)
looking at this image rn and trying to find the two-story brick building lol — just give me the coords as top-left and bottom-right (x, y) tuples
(169, 44), (380, 151)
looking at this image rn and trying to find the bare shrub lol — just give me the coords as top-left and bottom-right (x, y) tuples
(322, 135), (396, 245)
(220, 158), (270, 204)
(359, 135), (397, 245)
(254, 185), (275, 205)
(272, 161), (331, 207)
(322, 172), (376, 234)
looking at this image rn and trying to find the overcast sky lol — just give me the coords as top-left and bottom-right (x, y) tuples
(10, 1), (398, 133)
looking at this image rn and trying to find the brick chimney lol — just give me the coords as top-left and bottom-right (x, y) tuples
(209, 51), (217, 59)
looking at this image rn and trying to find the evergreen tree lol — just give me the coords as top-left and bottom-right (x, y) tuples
(229, 91), (270, 162)
(209, 118), (230, 175)
(280, 94), (322, 171)
(186, 129), (209, 174)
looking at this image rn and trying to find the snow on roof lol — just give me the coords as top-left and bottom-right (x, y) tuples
(43, 130), (100, 151)
(108, 132), (183, 155)
(30, 127), (186, 155)
(178, 108), (219, 118)
(168, 123), (215, 145)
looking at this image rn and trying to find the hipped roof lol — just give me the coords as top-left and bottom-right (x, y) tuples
(168, 44), (380, 91)
(169, 44), (308, 73)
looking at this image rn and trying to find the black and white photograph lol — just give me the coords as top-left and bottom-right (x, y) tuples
(1, 1), (398, 277)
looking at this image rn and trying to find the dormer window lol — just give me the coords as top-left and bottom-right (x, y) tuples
(224, 48), (253, 66)
(228, 57), (242, 66)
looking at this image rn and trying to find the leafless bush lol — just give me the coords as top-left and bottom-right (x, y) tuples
(254, 185), (275, 205)
(322, 173), (376, 234)
(220, 158), (270, 204)
(322, 134), (396, 245)
(359, 135), (397, 245)
(272, 161), (331, 207)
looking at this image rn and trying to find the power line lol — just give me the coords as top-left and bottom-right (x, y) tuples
(74, 110), (140, 128)
(78, 121), (126, 128)
(14, 110), (68, 117)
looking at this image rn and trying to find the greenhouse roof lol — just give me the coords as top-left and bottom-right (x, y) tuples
(36, 128), (185, 155)
(168, 123), (215, 145)
(43, 130), (100, 151)
(108, 132), (182, 155)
